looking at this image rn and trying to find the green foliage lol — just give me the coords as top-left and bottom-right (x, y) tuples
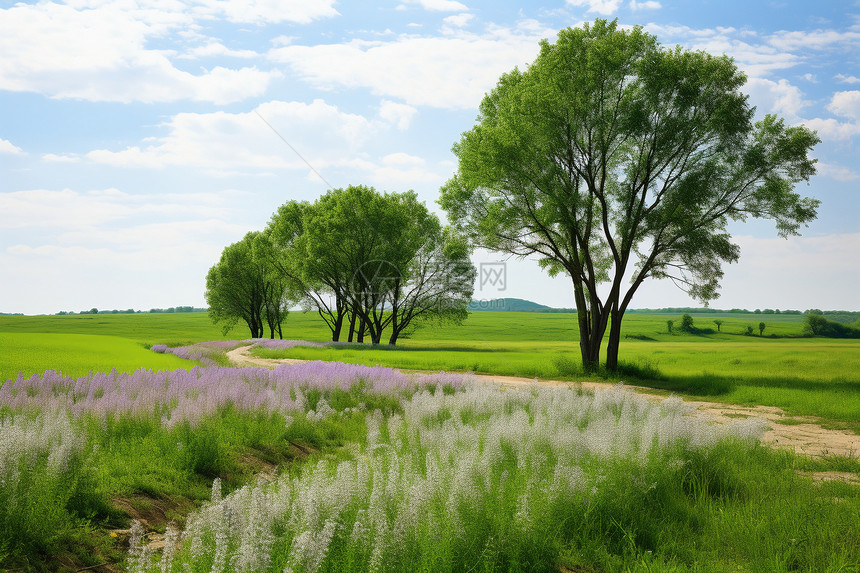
(269, 186), (475, 345)
(804, 313), (860, 338)
(680, 314), (695, 332)
(205, 231), (295, 339)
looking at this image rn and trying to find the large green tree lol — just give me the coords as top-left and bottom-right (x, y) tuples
(440, 20), (819, 371)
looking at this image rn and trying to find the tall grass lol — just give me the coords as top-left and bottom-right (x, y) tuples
(132, 382), (859, 572)
(0, 413), (94, 559)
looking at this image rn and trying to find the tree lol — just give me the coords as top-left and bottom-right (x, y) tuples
(713, 319), (723, 332)
(385, 227), (476, 345)
(758, 321), (766, 336)
(268, 186), (475, 345)
(666, 320), (674, 334)
(440, 19), (819, 371)
(680, 314), (695, 333)
(268, 199), (352, 342)
(205, 232), (294, 339)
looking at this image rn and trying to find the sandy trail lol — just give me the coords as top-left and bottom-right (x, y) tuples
(226, 344), (860, 463)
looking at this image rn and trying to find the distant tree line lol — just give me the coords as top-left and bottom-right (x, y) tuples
(627, 307), (806, 315)
(205, 185), (476, 343)
(55, 307), (206, 315)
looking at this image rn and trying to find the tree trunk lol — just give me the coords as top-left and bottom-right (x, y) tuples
(573, 281), (605, 372)
(388, 327), (400, 346)
(347, 312), (357, 342)
(578, 318), (602, 372)
(331, 312), (344, 342)
(357, 316), (366, 343)
(605, 308), (623, 372)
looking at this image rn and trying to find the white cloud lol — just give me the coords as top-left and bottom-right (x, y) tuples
(1, 216), (244, 313)
(64, 0), (339, 25)
(352, 155), (444, 186)
(643, 24), (801, 78)
(42, 153), (81, 163)
(803, 117), (860, 140)
(744, 77), (809, 119)
(835, 74), (860, 84)
(180, 42), (259, 59)
(768, 27), (860, 52)
(828, 90), (860, 121)
(0, 188), (237, 231)
(398, 0), (469, 12)
(268, 23), (552, 109)
(630, 0), (661, 10)
(800, 91), (860, 141)
(816, 162), (859, 182)
(443, 13), (475, 27)
(86, 100), (379, 172)
(565, 0), (622, 15)
(0, 138), (22, 154)
(194, 0), (339, 24)
(379, 100), (418, 130)
(0, 2), (279, 103)
(382, 152), (425, 167)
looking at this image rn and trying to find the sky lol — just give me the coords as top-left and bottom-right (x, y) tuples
(1, 0), (858, 315)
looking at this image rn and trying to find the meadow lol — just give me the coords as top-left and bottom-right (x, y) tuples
(1, 310), (859, 571)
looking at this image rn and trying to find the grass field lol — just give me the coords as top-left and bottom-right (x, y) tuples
(2, 310), (859, 571)
(0, 332), (194, 381)
(3, 310), (859, 424)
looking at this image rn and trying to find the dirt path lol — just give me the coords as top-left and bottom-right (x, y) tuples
(227, 344), (860, 462)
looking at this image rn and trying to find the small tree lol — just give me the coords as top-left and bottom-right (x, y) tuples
(681, 314), (695, 333)
(666, 320), (674, 334)
(758, 321), (766, 336)
(744, 325), (754, 336)
(713, 319), (723, 332)
(205, 232), (295, 339)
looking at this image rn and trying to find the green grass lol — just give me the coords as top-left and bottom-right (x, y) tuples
(0, 332), (192, 381)
(3, 310), (859, 426)
(1, 308), (859, 571)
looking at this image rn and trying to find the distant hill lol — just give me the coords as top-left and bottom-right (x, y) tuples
(468, 298), (568, 312)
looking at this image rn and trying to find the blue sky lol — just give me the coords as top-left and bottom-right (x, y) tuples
(1, 0), (858, 315)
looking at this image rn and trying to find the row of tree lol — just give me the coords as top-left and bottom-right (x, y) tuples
(205, 20), (821, 371)
(205, 185), (476, 344)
